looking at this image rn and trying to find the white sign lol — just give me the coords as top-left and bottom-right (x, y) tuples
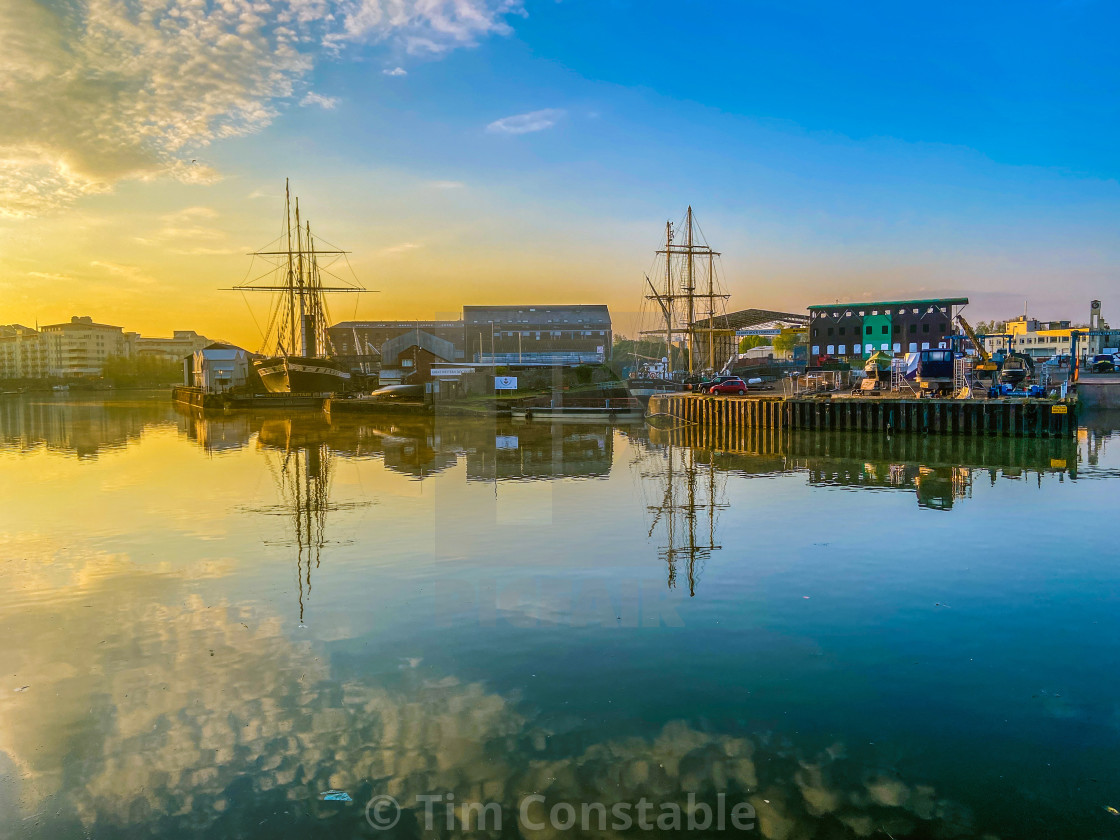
(430, 367), (475, 377)
(495, 435), (519, 450)
(494, 376), (518, 390)
(736, 328), (782, 337)
(596, 345), (605, 354)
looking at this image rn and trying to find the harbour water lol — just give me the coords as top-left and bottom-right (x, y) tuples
(1, 391), (1119, 839)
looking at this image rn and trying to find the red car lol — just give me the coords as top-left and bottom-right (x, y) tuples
(708, 377), (748, 395)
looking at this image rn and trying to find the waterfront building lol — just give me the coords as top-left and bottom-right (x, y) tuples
(186, 343), (250, 393)
(463, 305), (611, 365)
(40, 316), (132, 377)
(982, 316), (1076, 362)
(0, 325), (48, 379)
(134, 330), (213, 363)
(807, 298), (967, 363)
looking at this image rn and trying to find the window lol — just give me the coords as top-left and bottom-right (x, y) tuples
(854, 343), (862, 354)
(827, 327), (834, 336)
(812, 329), (819, 338)
(909, 324), (917, 334)
(881, 343), (890, 351)
(882, 325), (889, 334)
(839, 327), (846, 336)
(838, 344), (847, 355)
(865, 325), (873, 335)
(893, 343), (901, 352)
(922, 323), (930, 333)
(939, 323), (946, 333)
(893, 325), (900, 334)
(826, 345), (835, 354)
(921, 342), (930, 350)
(908, 342), (918, 352)
(811, 345), (820, 355)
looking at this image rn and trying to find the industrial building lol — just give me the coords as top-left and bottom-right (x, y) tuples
(328, 321), (466, 373)
(807, 298), (967, 363)
(463, 305), (611, 365)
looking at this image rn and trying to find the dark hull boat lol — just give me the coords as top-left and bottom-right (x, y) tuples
(255, 356), (351, 394)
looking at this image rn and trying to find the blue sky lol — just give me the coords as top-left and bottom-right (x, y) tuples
(3, 0), (1118, 341)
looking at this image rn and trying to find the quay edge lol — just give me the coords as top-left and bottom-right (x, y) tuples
(647, 393), (1078, 438)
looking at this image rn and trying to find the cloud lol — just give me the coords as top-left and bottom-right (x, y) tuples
(425, 180), (465, 189)
(300, 91), (339, 109)
(378, 241), (421, 255)
(0, 0), (525, 216)
(383, 66), (408, 76)
(486, 108), (565, 135)
(330, 0), (525, 54)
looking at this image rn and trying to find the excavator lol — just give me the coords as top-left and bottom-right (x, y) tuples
(956, 314), (1000, 378)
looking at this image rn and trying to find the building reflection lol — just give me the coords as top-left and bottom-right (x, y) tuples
(0, 393), (173, 457)
(650, 423), (1079, 511)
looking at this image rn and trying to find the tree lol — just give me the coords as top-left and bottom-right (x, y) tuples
(772, 329), (805, 356)
(738, 335), (771, 353)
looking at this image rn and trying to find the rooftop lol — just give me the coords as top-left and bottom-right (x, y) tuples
(808, 297), (968, 311)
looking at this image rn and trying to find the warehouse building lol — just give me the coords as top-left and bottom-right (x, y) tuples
(463, 305), (611, 365)
(807, 298), (967, 364)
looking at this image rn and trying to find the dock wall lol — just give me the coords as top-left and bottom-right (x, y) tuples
(648, 394), (1077, 439)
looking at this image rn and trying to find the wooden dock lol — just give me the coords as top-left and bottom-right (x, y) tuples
(648, 393), (1078, 438)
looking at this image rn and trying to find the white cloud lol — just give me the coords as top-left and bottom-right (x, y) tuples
(486, 108), (565, 135)
(0, 0), (525, 216)
(378, 241), (421, 255)
(300, 92), (340, 109)
(383, 66), (408, 76)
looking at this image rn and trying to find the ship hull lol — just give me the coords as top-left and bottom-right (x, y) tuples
(254, 356), (351, 394)
(626, 378), (679, 403)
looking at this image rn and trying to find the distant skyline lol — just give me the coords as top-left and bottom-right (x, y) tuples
(3, 0), (1118, 348)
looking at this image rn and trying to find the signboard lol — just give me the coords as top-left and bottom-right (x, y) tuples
(495, 435), (519, 450)
(596, 345), (605, 354)
(430, 367), (476, 377)
(494, 376), (518, 390)
(736, 328), (782, 337)
(1051, 404), (1068, 414)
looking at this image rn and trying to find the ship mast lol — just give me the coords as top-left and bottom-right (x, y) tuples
(642, 207), (729, 376)
(227, 179), (368, 358)
(285, 179), (297, 355)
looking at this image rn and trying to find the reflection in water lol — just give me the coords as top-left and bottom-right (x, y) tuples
(253, 417), (368, 626)
(0, 561), (985, 840)
(4, 395), (1120, 838)
(0, 392), (174, 457)
(635, 441), (727, 596)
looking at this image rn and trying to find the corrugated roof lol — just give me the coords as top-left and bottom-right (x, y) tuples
(691, 308), (809, 329)
(807, 297), (968, 311)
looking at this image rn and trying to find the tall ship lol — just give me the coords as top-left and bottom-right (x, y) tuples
(627, 206), (730, 402)
(229, 180), (365, 394)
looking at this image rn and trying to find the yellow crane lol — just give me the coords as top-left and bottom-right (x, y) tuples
(956, 314), (999, 374)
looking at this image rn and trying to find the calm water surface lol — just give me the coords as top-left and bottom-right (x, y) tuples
(1, 392), (1119, 839)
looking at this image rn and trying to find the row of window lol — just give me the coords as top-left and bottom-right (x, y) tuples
(812, 322), (946, 338)
(811, 342), (946, 356)
(815, 306), (948, 319)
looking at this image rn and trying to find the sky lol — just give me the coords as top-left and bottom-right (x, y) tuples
(2, 0), (1119, 347)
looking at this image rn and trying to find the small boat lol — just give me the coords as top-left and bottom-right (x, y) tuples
(625, 376), (679, 403)
(998, 353), (1033, 387)
(512, 396), (645, 422)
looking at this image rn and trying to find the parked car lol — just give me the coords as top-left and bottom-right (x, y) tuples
(709, 377), (748, 395)
(696, 375), (738, 393)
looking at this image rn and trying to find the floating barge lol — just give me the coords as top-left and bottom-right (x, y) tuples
(648, 393), (1078, 438)
(172, 385), (327, 410)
